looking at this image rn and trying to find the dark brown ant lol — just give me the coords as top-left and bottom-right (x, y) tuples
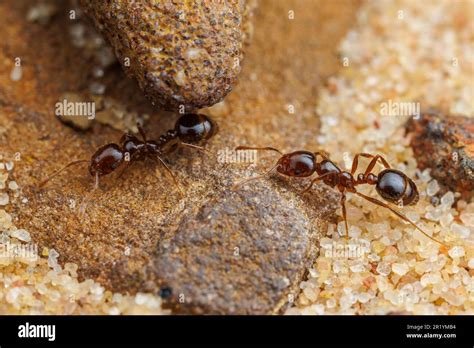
(39, 113), (217, 194)
(234, 146), (447, 247)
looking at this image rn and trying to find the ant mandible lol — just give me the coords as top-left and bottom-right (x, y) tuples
(233, 146), (446, 247)
(39, 113), (217, 193)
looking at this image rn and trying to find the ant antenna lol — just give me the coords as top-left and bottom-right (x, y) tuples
(232, 146), (283, 189)
(355, 191), (448, 247)
(181, 142), (210, 155)
(38, 160), (89, 188)
(232, 163), (279, 190)
(235, 146), (283, 155)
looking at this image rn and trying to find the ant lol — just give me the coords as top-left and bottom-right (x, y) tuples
(39, 113), (217, 195)
(233, 146), (447, 247)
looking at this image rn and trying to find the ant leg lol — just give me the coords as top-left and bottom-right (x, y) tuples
(363, 155), (390, 176)
(299, 172), (333, 194)
(181, 142), (205, 151)
(94, 171), (99, 189)
(314, 151), (330, 161)
(235, 146), (283, 155)
(232, 163), (279, 190)
(155, 156), (184, 197)
(78, 172), (100, 217)
(136, 122), (147, 142)
(351, 153), (391, 175)
(38, 160), (89, 188)
(116, 151), (141, 180)
(341, 193), (349, 240)
(116, 161), (133, 180)
(354, 191), (447, 246)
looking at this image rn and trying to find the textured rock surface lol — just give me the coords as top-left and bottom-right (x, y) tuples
(80, 0), (257, 111)
(152, 183), (334, 314)
(0, 0), (360, 313)
(406, 112), (474, 201)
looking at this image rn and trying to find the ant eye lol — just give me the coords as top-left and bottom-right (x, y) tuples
(176, 113), (215, 143)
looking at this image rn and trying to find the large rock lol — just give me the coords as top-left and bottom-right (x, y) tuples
(80, 0), (257, 111)
(406, 112), (474, 201)
(152, 183), (331, 314)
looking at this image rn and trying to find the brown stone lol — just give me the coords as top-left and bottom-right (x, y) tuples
(405, 112), (474, 201)
(152, 182), (332, 314)
(80, 0), (257, 111)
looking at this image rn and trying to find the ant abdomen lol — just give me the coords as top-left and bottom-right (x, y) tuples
(276, 151), (317, 177)
(175, 113), (216, 144)
(376, 169), (419, 206)
(89, 143), (124, 176)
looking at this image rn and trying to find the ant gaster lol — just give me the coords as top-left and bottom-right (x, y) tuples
(234, 146), (446, 246)
(39, 113), (217, 192)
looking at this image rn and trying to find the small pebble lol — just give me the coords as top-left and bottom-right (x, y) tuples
(440, 191), (455, 207)
(392, 263), (409, 276)
(376, 262), (391, 276)
(450, 223), (470, 239)
(426, 180), (440, 197)
(5, 162), (14, 171)
(439, 213), (453, 228)
(0, 192), (9, 206)
(460, 212), (474, 227)
(448, 246), (465, 258)
(8, 181), (18, 190)
(10, 229), (31, 242)
(89, 82), (106, 95)
(26, 3), (57, 23)
(10, 66), (22, 81)
(468, 258), (474, 269)
(92, 67), (104, 78)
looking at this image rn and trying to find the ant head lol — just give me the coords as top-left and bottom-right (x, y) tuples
(375, 169), (419, 206)
(89, 143), (124, 177)
(276, 151), (317, 177)
(175, 113), (216, 144)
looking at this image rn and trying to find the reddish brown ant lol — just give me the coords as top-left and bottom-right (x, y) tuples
(39, 113), (217, 196)
(233, 146), (447, 247)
